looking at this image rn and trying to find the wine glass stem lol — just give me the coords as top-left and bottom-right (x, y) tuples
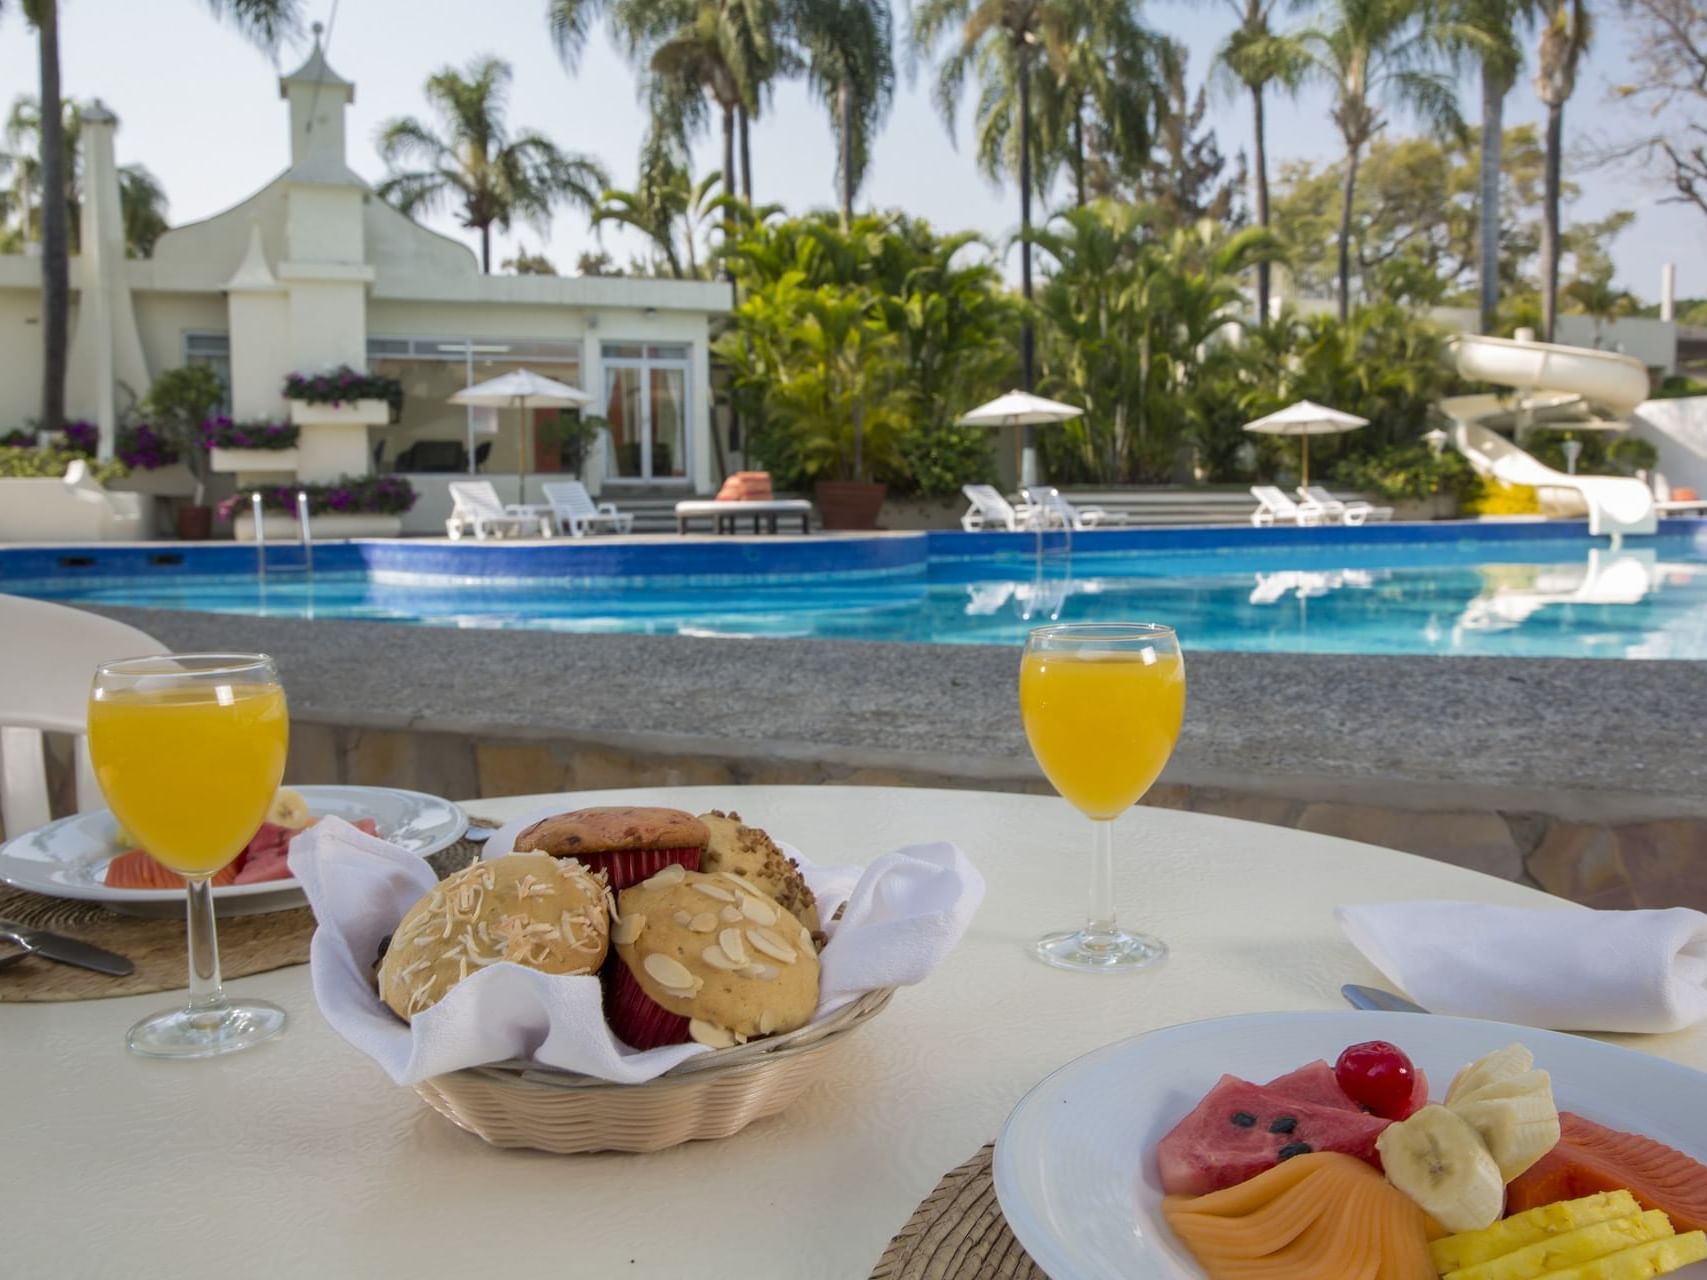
(185, 877), (226, 1016)
(1085, 817), (1118, 945)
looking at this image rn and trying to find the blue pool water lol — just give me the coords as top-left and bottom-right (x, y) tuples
(8, 525), (1707, 658)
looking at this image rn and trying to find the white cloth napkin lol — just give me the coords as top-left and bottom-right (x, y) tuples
(1337, 901), (1707, 1034)
(288, 815), (984, 1085)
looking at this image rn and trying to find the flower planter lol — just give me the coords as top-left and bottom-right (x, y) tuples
(210, 447), (299, 474)
(176, 505), (214, 541)
(109, 463), (197, 498)
(814, 480), (888, 531)
(233, 512), (402, 541)
(288, 398), (392, 427)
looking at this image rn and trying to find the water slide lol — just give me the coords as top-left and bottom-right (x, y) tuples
(1441, 334), (1657, 539)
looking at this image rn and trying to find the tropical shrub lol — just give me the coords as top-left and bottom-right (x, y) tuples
(1466, 477), (1541, 516)
(218, 475), (417, 520)
(1655, 375), (1707, 400)
(1521, 429), (1658, 478)
(115, 423), (180, 469)
(0, 447), (127, 484)
(1331, 444), (1477, 503)
(142, 365), (225, 494)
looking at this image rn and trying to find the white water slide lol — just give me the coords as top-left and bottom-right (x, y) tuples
(1442, 334), (1657, 538)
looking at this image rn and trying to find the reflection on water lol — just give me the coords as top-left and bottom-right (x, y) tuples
(14, 536), (1707, 659)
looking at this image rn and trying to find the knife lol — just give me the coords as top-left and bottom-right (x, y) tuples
(0, 920), (135, 976)
(1342, 983), (1430, 1015)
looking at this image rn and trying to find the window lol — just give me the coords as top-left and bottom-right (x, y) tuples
(183, 332), (231, 412)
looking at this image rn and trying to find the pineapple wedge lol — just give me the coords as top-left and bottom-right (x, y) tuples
(1531, 1231), (1707, 1280)
(1433, 1192), (1645, 1273)
(1445, 1212), (1674, 1280)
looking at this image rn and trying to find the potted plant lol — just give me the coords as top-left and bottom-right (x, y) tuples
(222, 474), (417, 541)
(283, 366), (404, 425)
(539, 412), (609, 479)
(140, 365), (225, 539)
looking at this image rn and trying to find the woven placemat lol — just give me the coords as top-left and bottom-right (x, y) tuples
(0, 837), (482, 1003)
(871, 1143), (1043, 1280)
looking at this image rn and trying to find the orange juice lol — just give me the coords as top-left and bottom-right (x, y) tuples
(88, 683), (288, 877)
(1019, 648), (1185, 819)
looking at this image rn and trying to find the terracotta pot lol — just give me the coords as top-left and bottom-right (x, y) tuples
(175, 504), (213, 541)
(813, 480), (887, 531)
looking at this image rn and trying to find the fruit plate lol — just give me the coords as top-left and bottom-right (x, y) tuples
(993, 1010), (1707, 1280)
(0, 785), (467, 918)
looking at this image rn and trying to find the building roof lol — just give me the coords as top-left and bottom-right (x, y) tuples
(279, 23), (354, 103)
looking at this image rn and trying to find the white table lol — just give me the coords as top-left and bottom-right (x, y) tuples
(4, 785), (1703, 1280)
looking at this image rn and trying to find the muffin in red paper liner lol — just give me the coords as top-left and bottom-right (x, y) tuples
(606, 959), (691, 1050)
(511, 806), (708, 894)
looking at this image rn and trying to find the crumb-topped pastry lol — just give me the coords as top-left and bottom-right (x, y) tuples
(607, 865), (820, 1051)
(513, 806), (708, 893)
(697, 810), (821, 937)
(378, 854), (610, 1022)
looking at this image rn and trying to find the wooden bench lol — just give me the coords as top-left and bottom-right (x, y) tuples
(675, 472), (814, 534)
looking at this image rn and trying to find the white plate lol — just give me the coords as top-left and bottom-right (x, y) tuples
(994, 1010), (1707, 1280)
(0, 785), (467, 917)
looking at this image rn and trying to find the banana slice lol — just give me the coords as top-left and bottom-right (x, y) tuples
(1446, 1043), (1534, 1105)
(265, 788), (314, 830)
(1449, 1068), (1561, 1182)
(1376, 1103), (1507, 1232)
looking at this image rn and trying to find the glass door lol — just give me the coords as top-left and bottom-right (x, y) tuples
(603, 343), (691, 481)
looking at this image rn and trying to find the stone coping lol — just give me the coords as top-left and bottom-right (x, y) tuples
(85, 606), (1707, 814)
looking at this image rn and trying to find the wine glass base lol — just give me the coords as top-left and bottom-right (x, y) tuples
(126, 999), (288, 1060)
(1031, 928), (1167, 973)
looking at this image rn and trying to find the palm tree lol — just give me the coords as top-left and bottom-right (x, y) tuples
(791, 0), (895, 226)
(376, 56), (606, 273)
(594, 145), (729, 277)
(0, 0), (302, 435)
(1296, 0), (1474, 321)
(1535, 0), (1590, 342)
(1562, 266), (1635, 347)
(1214, 0), (1306, 322)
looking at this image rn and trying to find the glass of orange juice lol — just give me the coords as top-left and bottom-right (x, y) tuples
(1019, 623), (1185, 972)
(88, 654), (290, 1057)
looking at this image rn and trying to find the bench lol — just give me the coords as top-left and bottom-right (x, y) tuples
(675, 472), (814, 534)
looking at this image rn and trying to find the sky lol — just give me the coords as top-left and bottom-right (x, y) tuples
(1, 0), (1701, 303)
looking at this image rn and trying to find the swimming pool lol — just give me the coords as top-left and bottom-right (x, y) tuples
(7, 524), (1707, 659)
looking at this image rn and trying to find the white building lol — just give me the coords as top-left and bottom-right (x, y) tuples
(0, 34), (731, 530)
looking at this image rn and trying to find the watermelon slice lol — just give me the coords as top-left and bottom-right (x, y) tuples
(1156, 1075), (1394, 1196)
(1264, 1060), (1363, 1112)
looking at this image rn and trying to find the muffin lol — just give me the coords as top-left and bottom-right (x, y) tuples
(513, 806), (708, 894)
(697, 810), (822, 938)
(607, 864), (820, 1051)
(378, 854), (610, 1022)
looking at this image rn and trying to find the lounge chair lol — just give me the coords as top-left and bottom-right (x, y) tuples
(444, 480), (551, 541)
(959, 484), (1035, 531)
(1022, 487), (1129, 529)
(675, 471), (813, 534)
(1249, 485), (1324, 527)
(1299, 485), (1394, 526)
(541, 481), (635, 537)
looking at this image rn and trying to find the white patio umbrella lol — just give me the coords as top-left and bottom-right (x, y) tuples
(958, 390), (1084, 488)
(449, 368), (592, 503)
(1242, 399), (1369, 487)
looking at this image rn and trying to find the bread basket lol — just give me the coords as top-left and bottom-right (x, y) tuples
(412, 986), (895, 1153)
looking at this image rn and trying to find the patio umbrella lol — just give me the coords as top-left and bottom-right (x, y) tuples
(958, 391), (1084, 489)
(1242, 400), (1369, 487)
(450, 369), (592, 503)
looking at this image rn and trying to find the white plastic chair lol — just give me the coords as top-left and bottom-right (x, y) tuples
(445, 481), (551, 541)
(1249, 485), (1324, 527)
(959, 484), (1035, 532)
(1022, 487), (1129, 530)
(1299, 485), (1393, 526)
(541, 481), (635, 537)
(0, 595), (166, 837)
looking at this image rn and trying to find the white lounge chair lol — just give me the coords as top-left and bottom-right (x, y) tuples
(959, 484), (1034, 531)
(445, 481), (552, 541)
(1023, 487), (1129, 529)
(1249, 485), (1324, 527)
(541, 481), (635, 537)
(1299, 485), (1393, 526)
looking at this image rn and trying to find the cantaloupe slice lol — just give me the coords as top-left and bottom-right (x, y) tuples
(1163, 1151), (1436, 1280)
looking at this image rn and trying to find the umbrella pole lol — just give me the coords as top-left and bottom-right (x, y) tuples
(1301, 436), (1309, 488)
(517, 395), (528, 507)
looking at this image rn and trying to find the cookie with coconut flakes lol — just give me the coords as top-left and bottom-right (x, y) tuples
(608, 864), (820, 1050)
(378, 853), (609, 1022)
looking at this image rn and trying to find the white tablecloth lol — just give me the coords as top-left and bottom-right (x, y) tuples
(3, 785), (1703, 1280)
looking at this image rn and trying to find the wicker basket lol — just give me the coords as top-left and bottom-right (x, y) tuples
(412, 987), (895, 1153)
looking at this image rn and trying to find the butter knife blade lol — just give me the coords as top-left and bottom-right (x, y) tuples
(1341, 983), (1429, 1015)
(0, 922), (134, 976)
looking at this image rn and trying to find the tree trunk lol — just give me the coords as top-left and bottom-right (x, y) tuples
(738, 104), (752, 202)
(1251, 82), (1270, 324)
(1335, 141), (1360, 324)
(837, 79), (854, 229)
(1540, 100), (1563, 342)
(1073, 104), (1086, 207)
(38, 0), (67, 436)
(1018, 44), (1035, 394)
(722, 103), (738, 204)
(1478, 63), (1507, 334)
(480, 223), (491, 273)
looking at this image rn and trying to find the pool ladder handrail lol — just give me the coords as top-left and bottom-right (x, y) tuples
(253, 490), (315, 584)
